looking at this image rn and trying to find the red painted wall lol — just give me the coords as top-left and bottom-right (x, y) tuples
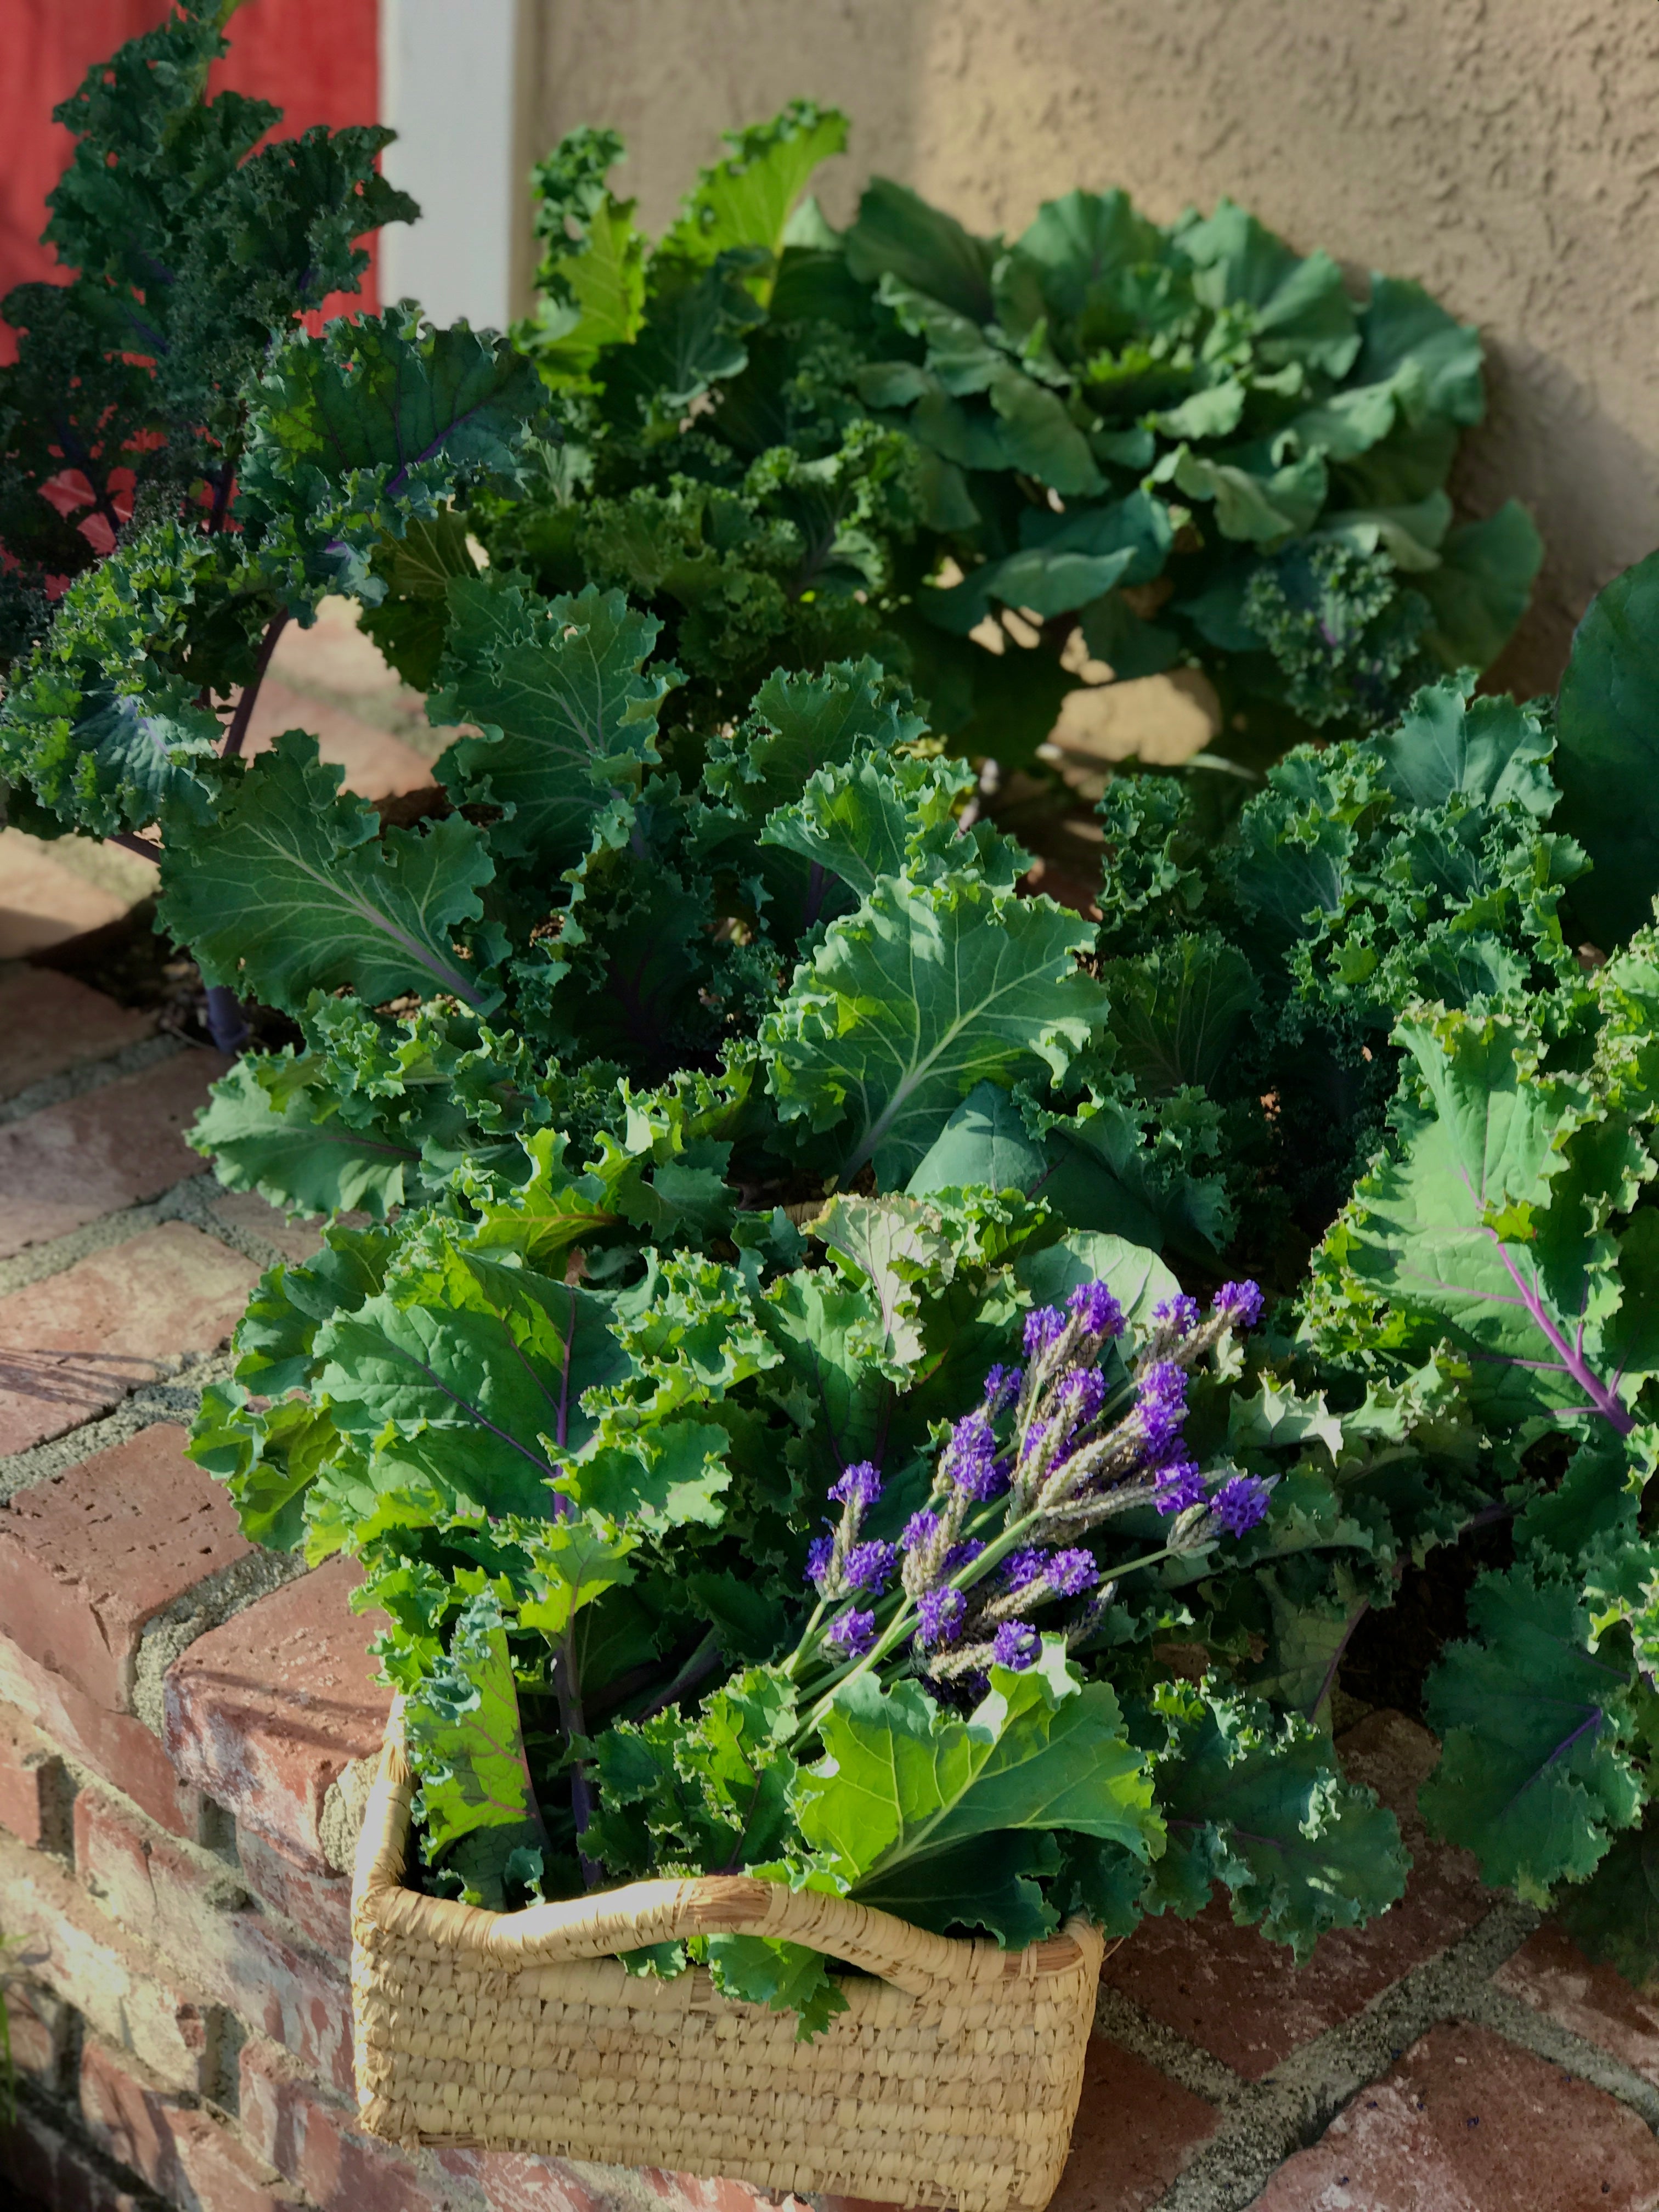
(0, 0), (381, 341)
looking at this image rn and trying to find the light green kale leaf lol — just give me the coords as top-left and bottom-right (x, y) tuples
(159, 729), (499, 1015)
(405, 1585), (550, 1910)
(431, 577), (677, 870)
(794, 1640), (1163, 1921)
(764, 870), (1103, 1183)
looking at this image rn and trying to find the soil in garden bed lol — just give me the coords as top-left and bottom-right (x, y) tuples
(28, 896), (298, 1054)
(1339, 1511), (1517, 1726)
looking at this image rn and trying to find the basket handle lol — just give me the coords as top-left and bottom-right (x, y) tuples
(354, 1720), (1098, 2000)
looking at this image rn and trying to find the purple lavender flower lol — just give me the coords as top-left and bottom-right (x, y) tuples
(1023, 1305), (1065, 1358)
(984, 1363), (1023, 1413)
(1058, 1367), (1108, 1429)
(1212, 1474), (1272, 1537)
(943, 1538), (986, 1575)
(846, 1539), (898, 1594)
(916, 1587), (966, 1648)
(826, 1607), (878, 1656)
(1067, 1280), (1126, 1340)
(944, 1411), (1005, 1500)
(1136, 1361), (1188, 1455)
(829, 1460), (883, 1509)
(991, 1622), (1041, 1670)
(1020, 1418), (1050, 1466)
(1152, 1456), (1205, 1514)
(1002, 1547), (1048, 1592)
(804, 1534), (835, 1587)
(1212, 1280), (1265, 1331)
(1152, 1293), (1201, 1335)
(902, 1508), (941, 1553)
(1048, 1548), (1099, 1596)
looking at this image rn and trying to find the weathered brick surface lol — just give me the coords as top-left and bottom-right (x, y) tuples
(0, 1702), (69, 1849)
(1100, 1708), (1489, 2078)
(163, 1558), (392, 1872)
(0, 2094), (146, 2212)
(234, 1827), (353, 1962)
(205, 1186), (329, 1266)
(0, 1819), (216, 2092)
(75, 1785), (358, 2096)
(0, 966), (151, 1101)
(1496, 1922), (1659, 2089)
(80, 2035), (304, 2212)
(0, 1627), (205, 1839)
(0, 1424), (252, 1714)
(0, 1051), (225, 1258)
(4, 1976), (71, 2091)
(1048, 2035), (1220, 2212)
(1252, 2019), (1659, 2210)
(240, 2037), (459, 2212)
(0, 1223), (261, 1454)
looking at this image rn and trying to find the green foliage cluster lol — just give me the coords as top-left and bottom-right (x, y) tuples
(468, 112), (1541, 772)
(9, 2), (1659, 2029)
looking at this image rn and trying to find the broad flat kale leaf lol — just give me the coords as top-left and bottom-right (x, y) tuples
(431, 577), (677, 870)
(313, 1242), (630, 1524)
(242, 309), (548, 602)
(1555, 1812), (1659, 1986)
(1013, 1231), (1181, 1332)
(1312, 1005), (1659, 1434)
(1421, 1566), (1643, 1901)
(159, 729), (499, 1015)
(661, 103), (849, 284)
(1553, 546), (1659, 950)
(405, 1586), (550, 1909)
(793, 1640), (1163, 1925)
(765, 871), (1103, 1183)
(1139, 1681), (1407, 1959)
(520, 127), (647, 382)
(188, 1053), (427, 1221)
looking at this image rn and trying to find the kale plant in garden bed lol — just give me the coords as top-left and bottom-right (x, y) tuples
(5, 0), (1659, 2027)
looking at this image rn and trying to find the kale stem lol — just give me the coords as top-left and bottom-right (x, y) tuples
(203, 985), (251, 1054)
(552, 1643), (601, 1889)
(220, 608), (291, 760)
(632, 1629), (724, 1723)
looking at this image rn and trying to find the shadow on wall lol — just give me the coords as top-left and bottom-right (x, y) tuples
(522, 0), (1659, 695)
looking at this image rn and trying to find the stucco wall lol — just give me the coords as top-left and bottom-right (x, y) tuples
(520, 0), (1659, 695)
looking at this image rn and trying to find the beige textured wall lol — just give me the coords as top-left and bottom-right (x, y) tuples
(520, 0), (1659, 694)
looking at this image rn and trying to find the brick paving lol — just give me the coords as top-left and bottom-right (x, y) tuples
(5, 614), (1659, 2210)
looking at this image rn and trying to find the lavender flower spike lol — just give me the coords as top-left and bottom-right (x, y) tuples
(845, 1539), (898, 1594)
(1137, 1360), (1188, 1454)
(1068, 1280), (1125, 1339)
(829, 1460), (883, 1509)
(826, 1607), (878, 1656)
(1048, 1548), (1099, 1596)
(1023, 1305), (1065, 1358)
(991, 1622), (1041, 1671)
(944, 1410), (1005, 1500)
(1152, 1456), (1205, 1514)
(916, 1588), (966, 1648)
(1212, 1474), (1272, 1537)
(983, 1363), (1023, 1413)
(1152, 1293), (1200, 1336)
(901, 1508), (941, 1553)
(1212, 1280), (1265, 1330)
(804, 1534), (835, 1587)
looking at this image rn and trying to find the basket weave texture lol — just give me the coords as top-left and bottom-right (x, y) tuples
(352, 1725), (1106, 2211)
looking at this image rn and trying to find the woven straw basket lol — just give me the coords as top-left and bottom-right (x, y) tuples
(352, 1721), (1107, 2211)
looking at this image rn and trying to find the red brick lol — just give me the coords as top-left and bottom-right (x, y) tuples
(0, 1423), (252, 1714)
(0, 1051), (227, 1258)
(164, 1558), (392, 1872)
(0, 1820), (216, 2091)
(0, 967), (151, 1101)
(0, 2095), (145, 2212)
(1048, 2034), (1220, 2212)
(235, 1827), (353, 1961)
(1496, 1922), (1659, 2089)
(1252, 2019), (1659, 2210)
(75, 1785), (358, 2096)
(0, 1222), (260, 1454)
(1101, 1709), (1489, 2078)
(240, 2036), (461, 2212)
(0, 1627), (205, 1839)
(4, 1976), (70, 2089)
(80, 2035), (303, 2211)
(436, 2147), (630, 2212)
(0, 1703), (67, 1847)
